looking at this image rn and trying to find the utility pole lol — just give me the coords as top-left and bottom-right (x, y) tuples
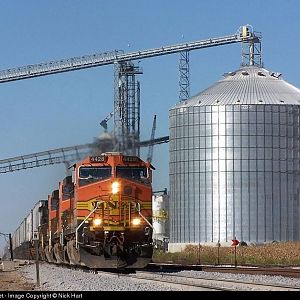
(9, 233), (13, 261)
(33, 231), (40, 287)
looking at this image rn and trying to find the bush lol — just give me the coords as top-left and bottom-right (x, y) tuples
(239, 241), (248, 247)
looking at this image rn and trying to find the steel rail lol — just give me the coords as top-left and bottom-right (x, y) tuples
(134, 270), (300, 291)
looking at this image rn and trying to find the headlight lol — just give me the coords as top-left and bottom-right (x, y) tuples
(132, 218), (141, 226)
(112, 181), (120, 194)
(93, 218), (102, 227)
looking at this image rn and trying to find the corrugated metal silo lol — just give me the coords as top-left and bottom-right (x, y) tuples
(169, 66), (300, 251)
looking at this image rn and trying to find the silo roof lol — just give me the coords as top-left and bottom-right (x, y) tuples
(173, 66), (300, 108)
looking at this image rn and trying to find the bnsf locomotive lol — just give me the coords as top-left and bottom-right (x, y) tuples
(10, 152), (154, 268)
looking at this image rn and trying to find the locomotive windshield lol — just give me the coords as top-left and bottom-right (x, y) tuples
(79, 166), (112, 186)
(116, 166), (148, 182)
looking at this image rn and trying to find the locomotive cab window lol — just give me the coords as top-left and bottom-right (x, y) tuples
(51, 198), (59, 211)
(116, 166), (148, 183)
(79, 166), (112, 186)
(62, 184), (74, 200)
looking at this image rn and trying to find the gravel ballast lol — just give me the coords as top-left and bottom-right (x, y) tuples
(21, 263), (183, 291)
(21, 263), (300, 291)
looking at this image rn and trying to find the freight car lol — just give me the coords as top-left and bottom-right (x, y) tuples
(11, 200), (48, 260)
(9, 152), (154, 269)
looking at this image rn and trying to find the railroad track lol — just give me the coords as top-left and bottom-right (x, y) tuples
(37, 262), (226, 290)
(16, 259), (300, 278)
(20, 260), (300, 291)
(90, 268), (300, 291)
(95, 269), (229, 291)
(147, 262), (300, 278)
(17, 259), (300, 279)
(135, 270), (300, 291)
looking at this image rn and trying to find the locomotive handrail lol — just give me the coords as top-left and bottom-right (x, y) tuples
(75, 201), (104, 249)
(135, 202), (161, 246)
(136, 202), (154, 231)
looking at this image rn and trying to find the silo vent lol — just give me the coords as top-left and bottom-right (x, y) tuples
(270, 72), (282, 79)
(279, 100), (285, 103)
(223, 71), (237, 77)
(258, 71), (266, 77)
(223, 71), (236, 77)
(258, 99), (263, 103)
(242, 71), (249, 76)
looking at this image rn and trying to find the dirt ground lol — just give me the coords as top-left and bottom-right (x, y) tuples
(0, 269), (35, 291)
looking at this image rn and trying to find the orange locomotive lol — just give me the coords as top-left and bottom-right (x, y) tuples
(41, 152), (154, 268)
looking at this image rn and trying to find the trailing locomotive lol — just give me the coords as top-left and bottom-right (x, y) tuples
(10, 152), (154, 268)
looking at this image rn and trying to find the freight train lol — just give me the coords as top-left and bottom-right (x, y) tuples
(9, 152), (154, 268)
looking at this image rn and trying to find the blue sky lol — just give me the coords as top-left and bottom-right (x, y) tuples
(1, 0), (300, 251)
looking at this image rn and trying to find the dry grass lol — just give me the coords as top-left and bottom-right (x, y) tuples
(153, 242), (300, 266)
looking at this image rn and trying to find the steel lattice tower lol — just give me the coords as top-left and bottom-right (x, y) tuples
(114, 61), (143, 156)
(241, 27), (263, 67)
(179, 50), (190, 102)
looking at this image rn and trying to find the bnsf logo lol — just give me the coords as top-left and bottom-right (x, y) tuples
(92, 201), (119, 209)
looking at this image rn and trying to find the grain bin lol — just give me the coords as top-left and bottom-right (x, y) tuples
(169, 66), (300, 251)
